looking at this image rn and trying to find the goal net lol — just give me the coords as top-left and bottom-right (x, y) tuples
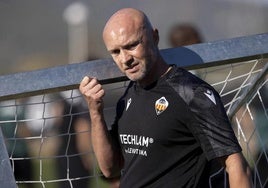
(0, 33), (267, 188)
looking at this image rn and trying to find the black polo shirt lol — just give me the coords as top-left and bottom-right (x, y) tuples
(111, 66), (241, 188)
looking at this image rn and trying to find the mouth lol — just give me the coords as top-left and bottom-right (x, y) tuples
(125, 63), (139, 73)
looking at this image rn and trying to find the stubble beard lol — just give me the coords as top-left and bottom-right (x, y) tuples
(127, 60), (153, 84)
(126, 67), (146, 82)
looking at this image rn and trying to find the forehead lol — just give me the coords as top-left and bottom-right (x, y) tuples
(103, 10), (146, 47)
(104, 20), (144, 49)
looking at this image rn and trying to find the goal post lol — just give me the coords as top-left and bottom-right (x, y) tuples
(0, 33), (267, 188)
(0, 127), (17, 188)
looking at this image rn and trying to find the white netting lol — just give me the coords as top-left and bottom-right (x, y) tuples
(0, 58), (267, 188)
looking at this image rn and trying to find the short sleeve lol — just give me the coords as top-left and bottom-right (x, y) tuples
(187, 84), (242, 160)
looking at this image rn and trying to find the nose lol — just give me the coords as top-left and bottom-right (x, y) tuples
(120, 50), (133, 67)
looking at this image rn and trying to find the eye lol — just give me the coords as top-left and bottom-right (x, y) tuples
(110, 49), (120, 56)
(125, 40), (140, 50)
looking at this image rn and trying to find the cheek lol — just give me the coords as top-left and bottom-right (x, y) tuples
(132, 49), (146, 60)
(113, 58), (125, 71)
(138, 43), (155, 58)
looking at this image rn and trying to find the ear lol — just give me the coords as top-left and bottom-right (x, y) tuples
(152, 28), (159, 45)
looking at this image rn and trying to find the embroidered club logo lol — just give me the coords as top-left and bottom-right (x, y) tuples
(155, 96), (169, 115)
(204, 89), (216, 105)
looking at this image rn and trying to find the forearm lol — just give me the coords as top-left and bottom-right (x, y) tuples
(90, 110), (123, 178)
(79, 77), (123, 177)
(228, 166), (252, 188)
(225, 153), (253, 188)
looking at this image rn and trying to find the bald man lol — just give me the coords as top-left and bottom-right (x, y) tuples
(79, 8), (252, 188)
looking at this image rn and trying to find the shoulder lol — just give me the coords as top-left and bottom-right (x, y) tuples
(166, 66), (206, 87)
(117, 81), (134, 102)
(165, 66), (208, 104)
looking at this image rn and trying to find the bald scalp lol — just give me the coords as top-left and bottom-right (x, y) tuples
(102, 8), (153, 42)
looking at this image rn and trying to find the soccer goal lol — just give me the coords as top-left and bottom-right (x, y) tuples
(0, 33), (267, 188)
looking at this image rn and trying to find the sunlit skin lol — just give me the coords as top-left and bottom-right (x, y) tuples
(102, 8), (169, 87)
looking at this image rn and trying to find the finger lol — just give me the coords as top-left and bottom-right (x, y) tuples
(92, 83), (105, 98)
(84, 81), (104, 99)
(80, 76), (91, 87)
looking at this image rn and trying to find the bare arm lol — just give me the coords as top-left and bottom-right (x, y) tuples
(79, 76), (123, 178)
(223, 152), (253, 188)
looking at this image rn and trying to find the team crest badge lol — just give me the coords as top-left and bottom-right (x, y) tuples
(155, 96), (169, 115)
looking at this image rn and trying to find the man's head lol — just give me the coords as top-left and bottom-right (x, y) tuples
(102, 8), (161, 84)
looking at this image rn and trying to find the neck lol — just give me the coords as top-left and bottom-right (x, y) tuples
(138, 58), (170, 88)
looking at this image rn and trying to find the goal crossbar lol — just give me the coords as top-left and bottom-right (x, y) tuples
(0, 33), (267, 101)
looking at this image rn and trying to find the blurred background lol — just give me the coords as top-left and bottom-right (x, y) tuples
(0, 0), (268, 76)
(0, 1), (267, 188)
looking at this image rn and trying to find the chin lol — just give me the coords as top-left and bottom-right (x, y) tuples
(127, 74), (142, 82)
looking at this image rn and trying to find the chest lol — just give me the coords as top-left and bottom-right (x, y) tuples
(117, 84), (194, 145)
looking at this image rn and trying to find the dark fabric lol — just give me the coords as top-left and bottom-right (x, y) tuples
(111, 66), (241, 188)
(165, 67), (242, 161)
